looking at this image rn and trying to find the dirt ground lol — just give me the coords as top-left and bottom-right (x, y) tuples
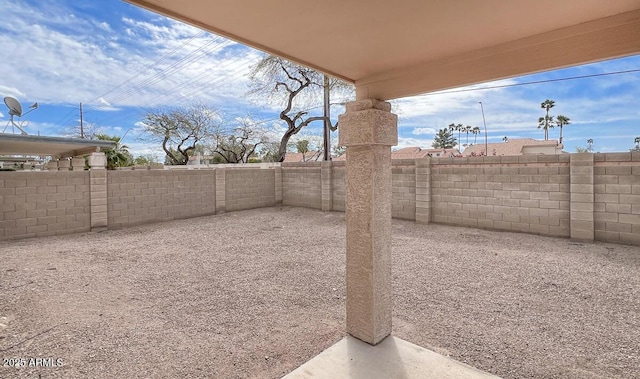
(1, 206), (639, 379)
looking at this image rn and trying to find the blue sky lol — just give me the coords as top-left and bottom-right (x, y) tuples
(1, 0), (639, 159)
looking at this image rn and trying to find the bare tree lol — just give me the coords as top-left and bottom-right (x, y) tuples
(212, 118), (269, 163)
(66, 121), (101, 140)
(249, 55), (353, 162)
(142, 104), (221, 165)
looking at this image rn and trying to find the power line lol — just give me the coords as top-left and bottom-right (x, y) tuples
(53, 30), (208, 129)
(105, 36), (224, 104)
(95, 48), (257, 127)
(86, 31), (208, 105)
(426, 68), (640, 95)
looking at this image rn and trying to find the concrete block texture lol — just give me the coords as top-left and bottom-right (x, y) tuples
(215, 168), (226, 213)
(1, 171), (91, 241)
(107, 170), (217, 228)
(321, 161), (333, 211)
(282, 166), (322, 209)
(392, 165), (416, 220)
(3, 153), (639, 247)
(226, 169), (275, 212)
(332, 166), (346, 211)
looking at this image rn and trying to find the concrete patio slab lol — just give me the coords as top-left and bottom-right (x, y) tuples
(283, 335), (501, 379)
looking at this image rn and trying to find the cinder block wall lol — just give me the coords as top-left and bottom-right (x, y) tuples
(2, 153), (638, 246)
(331, 162), (346, 211)
(281, 162), (323, 209)
(430, 155), (571, 237)
(594, 153), (640, 245)
(107, 170), (216, 228)
(392, 160), (416, 220)
(226, 168), (276, 211)
(0, 172), (91, 240)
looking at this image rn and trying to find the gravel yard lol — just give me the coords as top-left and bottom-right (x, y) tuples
(1, 206), (639, 378)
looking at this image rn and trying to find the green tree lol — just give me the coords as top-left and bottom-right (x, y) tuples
(293, 138), (323, 161)
(555, 115), (570, 144)
(432, 128), (457, 149)
(133, 155), (151, 165)
(96, 134), (132, 169)
(296, 139), (310, 154)
(538, 99), (555, 140)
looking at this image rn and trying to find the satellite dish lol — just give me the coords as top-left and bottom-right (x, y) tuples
(4, 96), (23, 117)
(3, 96), (38, 135)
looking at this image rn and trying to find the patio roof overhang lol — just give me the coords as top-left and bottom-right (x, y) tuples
(124, 0), (640, 100)
(0, 133), (116, 159)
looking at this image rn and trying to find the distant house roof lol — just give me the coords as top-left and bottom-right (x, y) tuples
(462, 138), (564, 156)
(392, 146), (460, 159)
(283, 151), (323, 162)
(333, 146), (460, 161)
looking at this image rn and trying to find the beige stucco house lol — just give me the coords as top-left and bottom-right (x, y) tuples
(463, 138), (565, 156)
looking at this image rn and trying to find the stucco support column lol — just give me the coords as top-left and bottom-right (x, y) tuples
(338, 99), (398, 345)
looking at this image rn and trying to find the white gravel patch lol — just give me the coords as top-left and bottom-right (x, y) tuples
(1, 206), (638, 378)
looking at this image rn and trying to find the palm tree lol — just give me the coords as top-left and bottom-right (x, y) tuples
(471, 126), (481, 144)
(464, 125), (472, 146)
(96, 134), (132, 169)
(539, 99), (555, 140)
(555, 115), (570, 144)
(449, 123), (463, 145)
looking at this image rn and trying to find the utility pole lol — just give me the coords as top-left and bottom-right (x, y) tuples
(479, 102), (488, 156)
(323, 74), (331, 161)
(79, 102), (84, 138)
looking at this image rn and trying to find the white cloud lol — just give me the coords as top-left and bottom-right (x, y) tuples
(0, 85), (26, 99)
(412, 127), (436, 135)
(396, 137), (433, 149)
(97, 21), (111, 32)
(0, 0), (259, 115)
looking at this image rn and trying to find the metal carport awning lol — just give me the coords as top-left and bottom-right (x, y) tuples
(0, 134), (116, 159)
